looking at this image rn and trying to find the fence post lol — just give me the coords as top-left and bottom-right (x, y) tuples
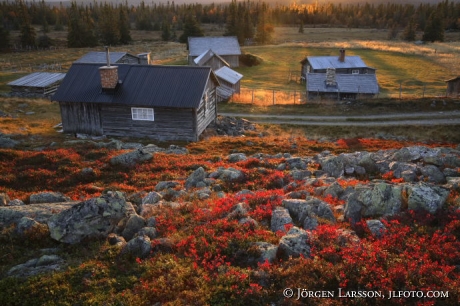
(294, 90), (296, 104)
(422, 84), (426, 98)
(252, 90), (254, 104)
(399, 82), (402, 99)
(273, 90), (275, 105)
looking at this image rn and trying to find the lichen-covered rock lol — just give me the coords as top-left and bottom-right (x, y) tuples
(405, 183), (450, 214)
(141, 192), (162, 205)
(47, 192), (135, 244)
(110, 149), (153, 167)
(278, 227), (311, 259)
(420, 165), (446, 184)
(270, 207), (293, 233)
(210, 167), (245, 182)
(344, 183), (403, 224)
(16, 217), (47, 236)
(285, 157), (307, 170)
(29, 192), (70, 204)
(8, 255), (64, 278)
(290, 170), (311, 181)
(323, 182), (344, 198)
(227, 153), (247, 163)
(251, 242), (278, 264)
(136, 227), (158, 240)
(282, 197), (335, 230)
(155, 181), (180, 192)
(121, 235), (151, 259)
(320, 155), (345, 178)
(227, 202), (249, 220)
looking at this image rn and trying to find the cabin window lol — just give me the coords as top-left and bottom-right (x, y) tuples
(131, 107), (154, 121)
(352, 69), (360, 74)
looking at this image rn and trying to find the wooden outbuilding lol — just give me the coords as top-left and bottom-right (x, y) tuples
(214, 66), (243, 101)
(446, 76), (460, 97)
(188, 36), (241, 68)
(52, 63), (219, 141)
(8, 72), (66, 97)
(192, 49), (230, 72)
(75, 51), (149, 65)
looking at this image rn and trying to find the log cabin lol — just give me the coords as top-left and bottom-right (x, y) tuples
(188, 36), (241, 68)
(52, 62), (219, 141)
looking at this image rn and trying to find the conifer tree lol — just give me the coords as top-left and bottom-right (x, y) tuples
(402, 19), (417, 41)
(422, 11), (444, 42)
(255, 2), (273, 45)
(18, 0), (36, 48)
(118, 4), (131, 44)
(298, 21), (304, 33)
(179, 14), (203, 46)
(161, 21), (171, 41)
(99, 4), (120, 45)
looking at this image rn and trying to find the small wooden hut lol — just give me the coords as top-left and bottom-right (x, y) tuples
(446, 76), (460, 97)
(8, 72), (66, 97)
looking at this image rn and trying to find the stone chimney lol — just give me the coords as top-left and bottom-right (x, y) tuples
(339, 48), (345, 62)
(325, 67), (337, 86)
(99, 47), (119, 90)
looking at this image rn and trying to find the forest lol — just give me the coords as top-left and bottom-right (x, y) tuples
(0, 0), (458, 49)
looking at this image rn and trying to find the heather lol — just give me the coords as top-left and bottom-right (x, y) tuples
(0, 133), (459, 305)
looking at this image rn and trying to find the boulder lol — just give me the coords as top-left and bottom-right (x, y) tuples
(108, 233), (127, 247)
(8, 255), (64, 278)
(141, 192), (162, 205)
(270, 207), (293, 233)
(405, 183), (450, 214)
(227, 153), (247, 163)
(121, 235), (152, 259)
(137, 227), (158, 240)
(366, 219), (387, 238)
(285, 157), (307, 170)
(97, 139), (123, 150)
(122, 214), (146, 241)
(323, 182), (344, 198)
(251, 242), (278, 264)
(16, 217), (47, 235)
(344, 183), (403, 224)
(7, 199), (25, 206)
(0, 135), (19, 148)
(320, 155), (345, 178)
(290, 170), (311, 181)
(420, 165), (446, 184)
(155, 181), (180, 192)
(29, 192), (70, 204)
(283, 198), (335, 230)
(47, 192), (135, 244)
(185, 167), (207, 189)
(0, 193), (10, 206)
(278, 227), (311, 259)
(0, 202), (77, 227)
(389, 161), (418, 179)
(210, 167), (245, 182)
(227, 202), (249, 220)
(110, 149), (153, 167)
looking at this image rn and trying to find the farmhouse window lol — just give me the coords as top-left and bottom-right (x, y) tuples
(352, 69), (360, 74)
(131, 107), (154, 121)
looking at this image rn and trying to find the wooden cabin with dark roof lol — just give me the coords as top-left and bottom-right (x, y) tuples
(446, 76), (460, 97)
(52, 63), (219, 141)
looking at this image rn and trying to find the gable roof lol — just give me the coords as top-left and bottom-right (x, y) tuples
(188, 36), (241, 57)
(75, 52), (139, 64)
(8, 72), (66, 88)
(304, 56), (373, 70)
(446, 76), (460, 82)
(215, 66), (243, 85)
(52, 63), (218, 109)
(194, 49), (230, 67)
(307, 73), (379, 94)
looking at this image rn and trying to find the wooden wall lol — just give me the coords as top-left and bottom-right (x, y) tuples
(196, 79), (217, 137)
(59, 102), (103, 135)
(100, 105), (197, 141)
(190, 55), (239, 68)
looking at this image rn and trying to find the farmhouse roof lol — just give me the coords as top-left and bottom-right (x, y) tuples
(8, 72), (66, 88)
(75, 51), (138, 64)
(214, 66), (243, 85)
(307, 73), (379, 94)
(188, 36), (241, 57)
(194, 49), (230, 67)
(52, 63), (218, 109)
(445, 76), (460, 82)
(303, 56), (373, 70)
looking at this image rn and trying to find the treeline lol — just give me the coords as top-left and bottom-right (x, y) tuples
(0, 0), (458, 50)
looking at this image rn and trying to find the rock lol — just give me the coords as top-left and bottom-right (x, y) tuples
(344, 183), (403, 224)
(251, 242), (278, 264)
(320, 155), (345, 178)
(270, 207), (293, 233)
(357, 153), (379, 174)
(185, 167), (207, 189)
(366, 219), (387, 238)
(235, 189), (256, 199)
(323, 182), (344, 198)
(283, 198), (335, 230)
(227, 202), (249, 220)
(97, 139), (123, 150)
(443, 168), (460, 178)
(16, 217), (47, 235)
(137, 227), (158, 240)
(389, 161), (418, 179)
(121, 235), (152, 259)
(166, 145), (188, 155)
(228, 153), (247, 163)
(121, 142), (144, 150)
(8, 255), (64, 278)
(0, 135), (19, 148)
(210, 167), (245, 182)
(285, 190), (310, 199)
(122, 214), (146, 241)
(0, 193), (10, 206)
(47, 192), (135, 244)
(29, 192), (70, 204)
(141, 192), (162, 205)
(108, 233), (127, 247)
(239, 217), (258, 228)
(151, 238), (175, 254)
(81, 167), (95, 176)
(286, 157), (307, 170)
(110, 149), (153, 167)
(0, 202), (77, 227)
(401, 170), (417, 182)
(290, 170), (311, 181)
(278, 227), (311, 259)
(405, 183), (450, 214)
(420, 165), (446, 184)
(155, 181), (180, 192)
(7, 199), (25, 206)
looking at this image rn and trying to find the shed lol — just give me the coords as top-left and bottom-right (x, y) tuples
(52, 63), (219, 141)
(75, 51), (141, 64)
(446, 76), (460, 97)
(307, 71), (379, 100)
(8, 72), (66, 97)
(193, 49), (230, 71)
(188, 36), (241, 67)
(214, 66), (243, 101)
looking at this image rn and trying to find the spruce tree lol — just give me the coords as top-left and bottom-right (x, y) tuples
(0, 25), (9, 51)
(422, 11), (444, 42)
(402, 19), (416, 41)
(255, 2), (274, 45)
(99, 4), (120, 45)
(18, 0), (36, 48)
(118, 4), (132, 44)
(161, 21), (171, 41)
(179, 14), (203, 46)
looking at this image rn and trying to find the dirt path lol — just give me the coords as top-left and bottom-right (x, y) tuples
(218, 111), (460, 126)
